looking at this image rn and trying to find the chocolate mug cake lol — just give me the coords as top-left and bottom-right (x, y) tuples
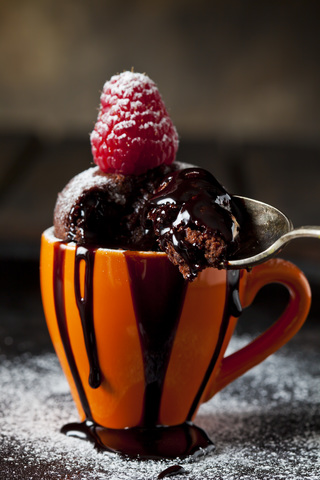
(40, 71), (311, 460)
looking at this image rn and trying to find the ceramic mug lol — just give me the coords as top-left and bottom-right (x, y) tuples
(40, 227), (311, 455)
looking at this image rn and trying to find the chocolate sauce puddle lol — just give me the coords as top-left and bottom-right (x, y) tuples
(52, 242), (241, 460)
(62, 420), (214, 460)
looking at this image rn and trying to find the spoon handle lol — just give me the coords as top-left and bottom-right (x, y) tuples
(282, 226), (320, 243)
(228, 226), (320, 268)
(261, 226), (320, 261)
(258, 226), (320, 264)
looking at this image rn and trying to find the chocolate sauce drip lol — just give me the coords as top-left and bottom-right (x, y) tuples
(53, 242), (92, 419)
(187, 269), (242, 420)
(125, 254), (188, 426)
(74, 245), (101, 388)
(227, 269), (243, 318)
(61, 420), (214, 460)
(157, 465), (188, 479)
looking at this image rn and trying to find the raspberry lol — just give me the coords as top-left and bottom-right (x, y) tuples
(90, 71), (179, 175)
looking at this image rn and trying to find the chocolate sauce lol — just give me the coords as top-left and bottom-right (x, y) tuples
(53, 242), (92, 420)
(74, 245), (101, 388)
(52, 241), (242, 459)
(157, 465), (188, 479)
(125, 253), (188, 426)
(148, 167), (235, 243)
(62, 420), (214, 460)
(145, 168), (240, 279)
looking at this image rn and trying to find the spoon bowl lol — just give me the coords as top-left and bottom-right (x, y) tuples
(227, 196), (320, 269)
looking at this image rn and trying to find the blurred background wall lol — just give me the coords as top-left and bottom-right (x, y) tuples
(0, 0), (320, 262)
(0, 0), (319, 144)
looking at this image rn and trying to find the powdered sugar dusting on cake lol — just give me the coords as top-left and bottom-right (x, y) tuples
(54, 167), (113, 235)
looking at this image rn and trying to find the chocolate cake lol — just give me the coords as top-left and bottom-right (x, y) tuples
(53, 163), (240, 280)
(53, 163), (177, 251)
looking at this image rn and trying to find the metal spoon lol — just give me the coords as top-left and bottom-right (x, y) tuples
(227, 195), (320, 269)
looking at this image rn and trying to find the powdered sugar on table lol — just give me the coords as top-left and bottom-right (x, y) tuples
(0, 333), (319, 480)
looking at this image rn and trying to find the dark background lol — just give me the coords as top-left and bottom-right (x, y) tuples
(1, 1), (320, 143)
(0, 0), (320, 355)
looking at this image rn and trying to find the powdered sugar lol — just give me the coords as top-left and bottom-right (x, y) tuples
(102, 72), (159, 101)
(1, 332), (319, 479)
(59, 166), (112, 197)
(53, 165), (126, 238)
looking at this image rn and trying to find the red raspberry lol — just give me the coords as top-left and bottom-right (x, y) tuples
(90, 72), (179, 175)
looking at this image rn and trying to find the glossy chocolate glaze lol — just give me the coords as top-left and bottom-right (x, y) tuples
(147, 168), (235, 243)
(145, 167), (240, 279)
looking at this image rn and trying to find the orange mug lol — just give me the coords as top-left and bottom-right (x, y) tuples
(40, 227), (311, 458)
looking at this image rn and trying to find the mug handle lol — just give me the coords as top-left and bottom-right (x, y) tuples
(204, 258), (311, 400)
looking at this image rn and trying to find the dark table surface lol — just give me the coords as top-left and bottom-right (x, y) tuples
(0, 134), (319, 479)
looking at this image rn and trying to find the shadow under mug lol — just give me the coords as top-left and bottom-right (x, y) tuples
(40, 227), (311, 459)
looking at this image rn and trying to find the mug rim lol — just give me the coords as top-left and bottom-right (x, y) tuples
(42, 226), (168, 257)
